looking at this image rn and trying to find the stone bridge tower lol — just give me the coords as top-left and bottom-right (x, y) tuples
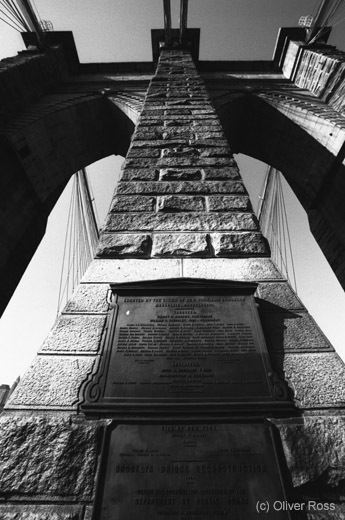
(1, 18), (345, 520)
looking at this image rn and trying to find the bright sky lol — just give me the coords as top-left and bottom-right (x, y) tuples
(0, 0), (345, 385)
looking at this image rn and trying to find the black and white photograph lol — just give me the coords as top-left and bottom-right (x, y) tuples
(1, 1), (345, 518)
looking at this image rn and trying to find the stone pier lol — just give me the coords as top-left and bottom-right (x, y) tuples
(1, 42), (345, 520)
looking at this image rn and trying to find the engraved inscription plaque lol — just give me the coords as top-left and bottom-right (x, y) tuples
(98, 422), (289, 520)
(82, 279), (281, 412)
(107, 294), (269, 399)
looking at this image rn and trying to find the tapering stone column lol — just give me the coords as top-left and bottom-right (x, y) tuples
(2, 48), (345, 519)
(97, 49), (269, 261)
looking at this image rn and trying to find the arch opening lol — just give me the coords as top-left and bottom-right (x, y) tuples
(0, 96), (133, 316)
(218, 94), (345, 292)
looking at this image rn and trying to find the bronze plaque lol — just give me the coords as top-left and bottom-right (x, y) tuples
(107, 293), (270, 399)
(98, 422), (290, 519)
(82, 279), (280, 412)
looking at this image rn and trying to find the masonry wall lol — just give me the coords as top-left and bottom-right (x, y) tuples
(2, 38), (345, 316)
(213, 75), (345, 292)
(0, 63), (134, 316)
(97, 50), (269, 261)
(1, 49), (345, 518)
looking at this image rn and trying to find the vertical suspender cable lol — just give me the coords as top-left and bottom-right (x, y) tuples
(163, 0), (172, 46)
(258, 167), (298, 292)
(56, 170), (100, 315)
(179, 0), (188, 45)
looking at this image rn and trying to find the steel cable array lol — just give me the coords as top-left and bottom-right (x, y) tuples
(258, 166), (298, 292)
(57, 169), (99, 315)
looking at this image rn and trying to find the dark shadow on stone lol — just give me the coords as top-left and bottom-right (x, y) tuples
(269, 423), (309, 519)
(298, 476), (345, 502)
(257, 298), (301, 404)
(0, 96), (134, 316)
(218, 94), (345, 293)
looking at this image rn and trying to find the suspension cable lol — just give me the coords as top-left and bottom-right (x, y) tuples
(308, 0), (345, 44)
(0, 0), (30, 32)
(258, 166), (298, 292)
(56, 170), (100, 315)
(0, 0), (47, 48)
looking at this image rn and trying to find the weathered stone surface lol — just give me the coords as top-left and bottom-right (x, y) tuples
(192, 109), (216, 115)
(136, 115), (163, 123)
(208, 195), (251, 211)
(127, 147), (160, 158)
(164, 119), (193, 127)
(63, 284), (109, 314)
(198, 147), (232, 157)
(157, 157), (236, 168)
(307, 505), (345, 520)
(147, 90), (166, 99)
(105, 212), (258, 232)
(261, 312), (333, 353)
(136, 119), (163, 127)
(110, 195), (155, 212)
(159, 168), (202, 181)
(145, 114), (215, 121)
(0, 414), (101, 499)
(203, 167), (240, 180)
(272, 416), (345, 490)
(158, 195), (205, 212)
(212, 232), (270, 256)
(116, 181), (246, 195)
(120, 169), (158, 181)
(96, 233), (151, 258)
(124, 156), (237, 169)
(0, 505), (82, 520)
(123, 158), (158, 168)
(84, 506), (93, 520)
(132, 125), (165, 133)
(165, 97), (205, 103)
(181, 257), (283, 281)
(160, 146), (232, 158)
(82, 259), (182, 283)
(40, 315), (106, 353)
(164, 108), (192, 115)
(191, 139), (229, 147)
(152, 233), (209, 257)
(194, 131), (225, 140)
(136, 124), (166, 133)
(164, 99), (195, 106)
(281, 353), (345, 408)
(162, 128), (193, 139)
(6, 356), (95, 409)
(256, 282), (304, 310)
(132, 139), (185, 148)
(132, 130), (163, 140)
(194, 125), (224, 133)
(161, 146), (200, 158)
(141, 109), (164, 117)
(193, 120), (222, 127)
